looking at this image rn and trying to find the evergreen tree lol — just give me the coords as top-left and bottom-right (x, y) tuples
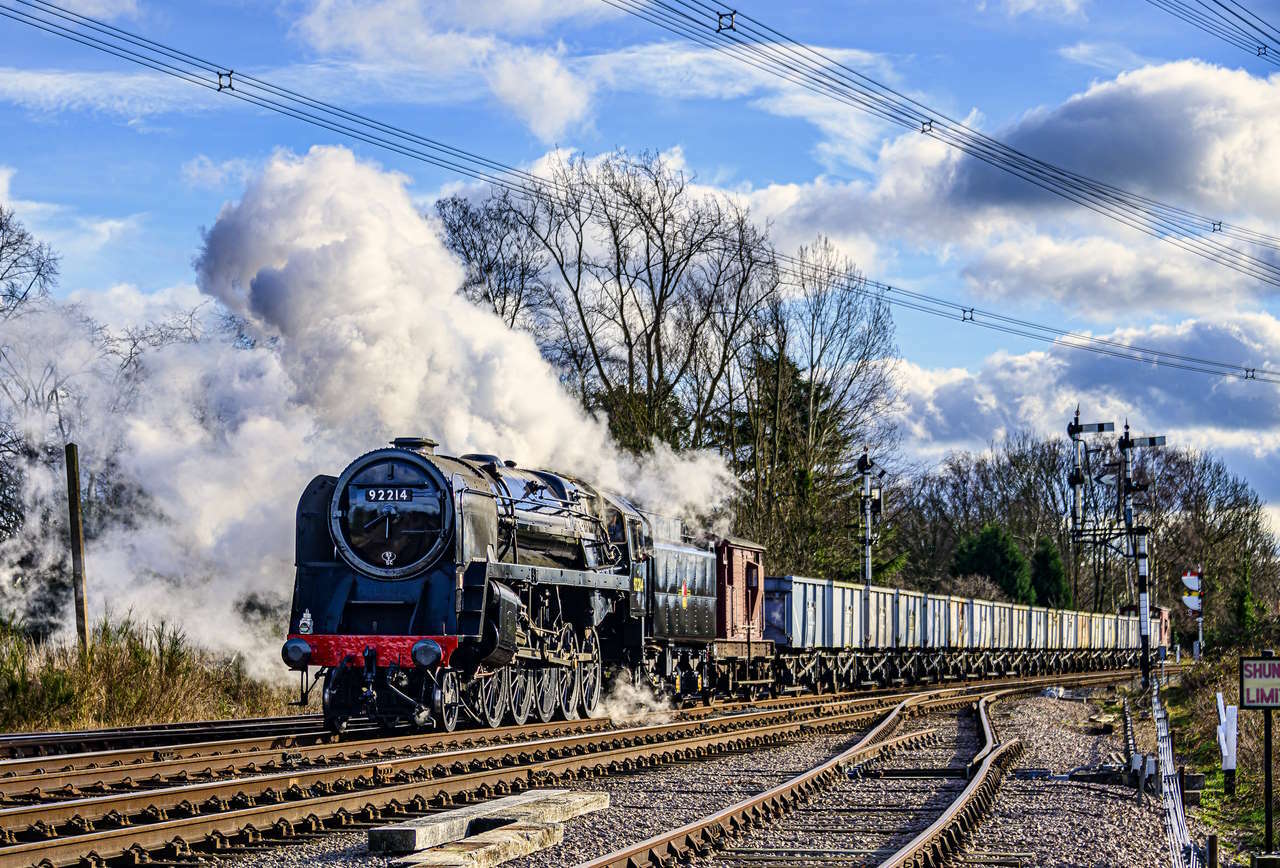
(951, 524), (1035, 604)
(1030, 536), (1072, 608)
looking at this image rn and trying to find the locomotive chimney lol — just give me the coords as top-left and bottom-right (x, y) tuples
(391, 436), (438, 454)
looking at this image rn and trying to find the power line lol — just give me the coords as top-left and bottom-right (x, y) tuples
(603, 0), (1280, 288)
(1144, 0), (1280, 65)
(2, 0), (1278, 384)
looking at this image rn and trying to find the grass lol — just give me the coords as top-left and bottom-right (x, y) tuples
(0, 616), (291, 732)
(1164, 651), (1280, 863)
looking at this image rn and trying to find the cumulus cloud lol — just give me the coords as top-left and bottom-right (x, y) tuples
(893, 313), (1280, 456)
(892, 311), (1280, 517)
(951, 62), (1280, 220)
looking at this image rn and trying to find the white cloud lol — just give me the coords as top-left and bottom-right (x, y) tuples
(60, 0), (138, 18)
(0, 67), (209, 118)
(893, 312), (1280, 455)
(960, 231), (1255, 317)
(487, 48), (592, 143)
(291, 0), (598, 141)
(182, 155), (256, 190)
(0, 166), (143, 259)
(66, 282), (203, 327)
(1058, 41), (1151, 73)
(1000, 0), (1088, 18)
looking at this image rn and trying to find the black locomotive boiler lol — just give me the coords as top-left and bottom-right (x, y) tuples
(281, 436), (723, 732)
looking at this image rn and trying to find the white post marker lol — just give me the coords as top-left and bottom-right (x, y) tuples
(1218, 691), (1238, 796)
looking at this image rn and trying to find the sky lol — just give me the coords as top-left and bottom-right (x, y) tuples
(2, 0), (1280, 525)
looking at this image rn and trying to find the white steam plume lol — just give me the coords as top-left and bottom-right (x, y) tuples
(0, 145), (734, 675)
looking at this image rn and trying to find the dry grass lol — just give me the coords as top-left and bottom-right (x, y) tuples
(0, 616), (291, 732)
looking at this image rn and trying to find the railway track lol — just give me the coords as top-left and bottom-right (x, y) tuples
(0, 693), (901, 868)
(0, 688), (901, 792)
(0, 715), (336, 761)
(576, 671), (1130, 868)
(0, 670), (1138, 868)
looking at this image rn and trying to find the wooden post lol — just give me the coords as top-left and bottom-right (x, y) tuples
(64, 443), (89, 650)
(1207, 834), (1218, 868)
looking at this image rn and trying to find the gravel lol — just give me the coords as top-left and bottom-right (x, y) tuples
(696, 706), (979, 866)
(509, 723), (880, 868)
(210, 711), (877, 868)
(198, 692), (1179, 868)
(961, 694), (1170, 868)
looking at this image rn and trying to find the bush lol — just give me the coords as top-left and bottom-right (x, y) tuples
(0, 615), (290, 731)
(951, 523), (1035, 604)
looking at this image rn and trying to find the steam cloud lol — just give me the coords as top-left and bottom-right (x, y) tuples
(0, 146), (734, 675)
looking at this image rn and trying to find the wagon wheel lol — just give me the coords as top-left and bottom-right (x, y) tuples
(508, 662), (533, 726)
(471, 668), (508, 728)
(557, 625), (581, 720)
(578, 627), (603, 718)
(433, 669), (460, 733)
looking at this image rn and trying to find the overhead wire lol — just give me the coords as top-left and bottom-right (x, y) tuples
(601, 0), (1280, 291)
(2, 0), (1278, 384)
(604, 0), (1280, 286)
(1143, 0), (1280, 65)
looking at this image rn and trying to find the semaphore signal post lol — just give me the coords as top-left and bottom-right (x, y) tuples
(1068, 408), (1165, 689)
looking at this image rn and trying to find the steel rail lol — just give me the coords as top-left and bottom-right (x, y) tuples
(575, 671), (1135, 868)
(0, 685), (901, 779)
(572, 696), (928, 868)
(0, 670), (1142, 867)
(0, 717), (614, 798)
(0, 702), (890, 848)
(0, 715), (346, 761)
(0, 697), (890, 867)
(0, 693), (897, 798)
(876, 683), (1016, 868)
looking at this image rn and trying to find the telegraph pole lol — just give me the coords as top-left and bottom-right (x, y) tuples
(64, 443), (90, 651)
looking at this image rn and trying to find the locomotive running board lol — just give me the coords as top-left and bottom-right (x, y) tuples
(483, 561), (631, 593)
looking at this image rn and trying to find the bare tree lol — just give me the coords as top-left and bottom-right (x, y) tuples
(0, 204), (58, 319)
(434, 192), (549, 332)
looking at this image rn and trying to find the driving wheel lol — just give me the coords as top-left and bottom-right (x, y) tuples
(557, 625), (581, 720)
(508, 662), (533, 725)
(472, 668), (508, 728)
(578, 627), (602, 718)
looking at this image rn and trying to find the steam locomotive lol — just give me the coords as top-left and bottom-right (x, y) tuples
(281, 437), (1142, 732)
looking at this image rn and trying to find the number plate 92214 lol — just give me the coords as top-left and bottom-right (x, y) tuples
(364, 487), (415, 502)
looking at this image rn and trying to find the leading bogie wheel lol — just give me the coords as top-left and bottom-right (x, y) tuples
(578, 627), (602, 718)
(473, 668), (508, 728)
(557, 626), (581, 720)
(508, 663), (533, 726)
(433, 669), (461, 733)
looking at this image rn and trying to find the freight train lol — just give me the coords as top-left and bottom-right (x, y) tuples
(281, 437), (1144, 732)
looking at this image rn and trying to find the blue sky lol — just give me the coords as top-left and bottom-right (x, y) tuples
(3, 0), (1280, 518)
